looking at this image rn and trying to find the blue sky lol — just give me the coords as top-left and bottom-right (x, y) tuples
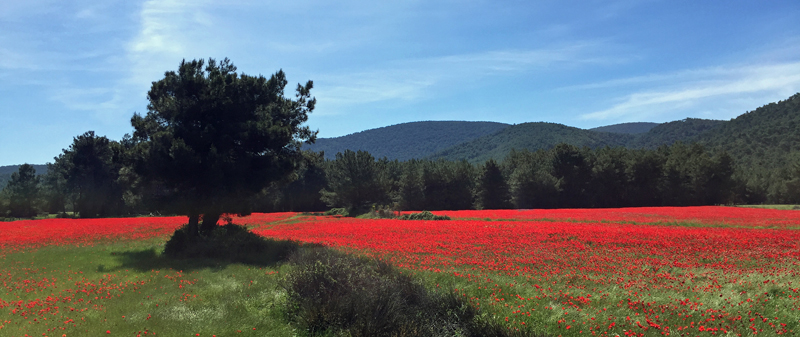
(1, 0), (799, 166)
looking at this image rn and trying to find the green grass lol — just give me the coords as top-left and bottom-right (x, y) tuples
(2, 229), (525, 337)
(737, 204), (800, 210)
(1, 239), (296, 337)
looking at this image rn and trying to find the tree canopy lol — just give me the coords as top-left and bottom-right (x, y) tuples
(130, 58), (316, 234)
(49, 131), (126, 218)
(1, 164), (40, 217)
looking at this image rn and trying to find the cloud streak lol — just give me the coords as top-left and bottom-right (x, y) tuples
(313, 42), (620, 115)
(579, 62), (800, 121)
(125, 0), (220, 89)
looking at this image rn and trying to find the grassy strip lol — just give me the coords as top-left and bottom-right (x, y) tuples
(0, 240), (293, 336)
(737, 204), (800, 210)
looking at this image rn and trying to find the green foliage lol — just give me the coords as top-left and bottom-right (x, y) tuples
(258, 150), (329, 212)
(130, 58), (316, 234)
(1, 164), (40, 217)
(283, 151), (329, 212)
(397, 211), (450, 220)
(307, 121), (510, 161)
(474, 159), (512, 209)
(629, 118), (725, 149)
(551, 144), (592, 208)
(320, 150), (392, 213)
(431, 122), (635, 163)
(355, 206), (399, 219)
(420, 160), (475, 210)
(625, 149), (665, 206)
(697, 94), (800, 169)
(397, 160), (425, 211)
(588, 146), (630, 208)
(0, 164), (47, 191)
(323, 207), (349, 217)
(281, 248), (524, 337)
(48, 131), (127, 218)
(429, 119), (729, 164)
(589, 122), (659, 134)
(500, 142), (741, 208)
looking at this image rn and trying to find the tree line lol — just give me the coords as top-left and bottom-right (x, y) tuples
(2, 58), (798, 220)
(5, 139), (798, 219)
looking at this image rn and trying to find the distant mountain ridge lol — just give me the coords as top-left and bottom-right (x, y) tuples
(305, 121), (510, 160)
(694, 93), (800, 170)
(429, 122), (636, 163)
(589, 122), (659, 134)
(430, 117), (730, 162)
(5, 93), (799, 183)
(0, 164), (48, 190)
(307, 118), (728, 163)
(304, 92), (800, 172)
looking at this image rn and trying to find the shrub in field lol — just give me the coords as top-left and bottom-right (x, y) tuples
(280, 248), (532, 337)
(324, 207), (349, 217)
(398, 210), (450, 220)
(164, 222), (306, 264)
(356, 206), (399, 219)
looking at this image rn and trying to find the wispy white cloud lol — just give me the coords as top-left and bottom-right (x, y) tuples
(48, 86), (126, 121)
(579, 62), (800, 121)
(314, 42), (620, 115)
(125, 0), (219, 89)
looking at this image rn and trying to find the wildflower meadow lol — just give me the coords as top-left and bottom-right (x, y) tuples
(1, 206), (799, 336)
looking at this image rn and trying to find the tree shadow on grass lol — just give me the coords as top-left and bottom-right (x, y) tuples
(105, 227), (321, 273)
(106, 245), (297, 273)
(103, 248), (237, 273)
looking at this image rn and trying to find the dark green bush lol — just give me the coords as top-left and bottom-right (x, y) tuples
(358, 207), (399, 219)
(397, 211), (450, 221)
(280, 248), (535, 337)
(323, 207), (349, 217)
(163, 223), (309, 265)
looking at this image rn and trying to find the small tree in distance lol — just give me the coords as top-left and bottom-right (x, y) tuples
(321, 150), (391, 214)
(474, 159), (512, 210)
(1, 164), (40, 218)
(130, 58), (316, 236)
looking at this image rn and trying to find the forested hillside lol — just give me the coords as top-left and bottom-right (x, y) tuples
(304, 121), (510, 160)
(5, 91), (800, 219)
(0, 164), (48, 190)
(429, 118), (731, 163)
(300, 95), (797, 168)
(631, 118), (725, 149)
(589, 122), (659, 134)
(696, 93), (800, 170)
(429, 122), (635, 162)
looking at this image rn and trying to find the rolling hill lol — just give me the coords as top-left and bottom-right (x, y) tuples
(694, 93), (800, 170)
(428, 118), (729, 163)
(304, 121), (510, 160)
(5, 93), (799, 183)
(429, 94), (799, 168)
(428, 123), (635, 162)
(628, 118), (726, 149)
(589, 122), (659, 134)
(304, 116), (737, 164)
(0, 164), (48, 190)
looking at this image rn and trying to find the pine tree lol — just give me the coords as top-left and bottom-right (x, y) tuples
(475, 159), (512, 209)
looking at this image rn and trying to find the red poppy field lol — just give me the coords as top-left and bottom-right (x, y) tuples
(1, 206), (799, 336)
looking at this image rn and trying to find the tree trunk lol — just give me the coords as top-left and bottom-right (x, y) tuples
(187, 213), (200, 237)
(200, 212), (220, 234)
